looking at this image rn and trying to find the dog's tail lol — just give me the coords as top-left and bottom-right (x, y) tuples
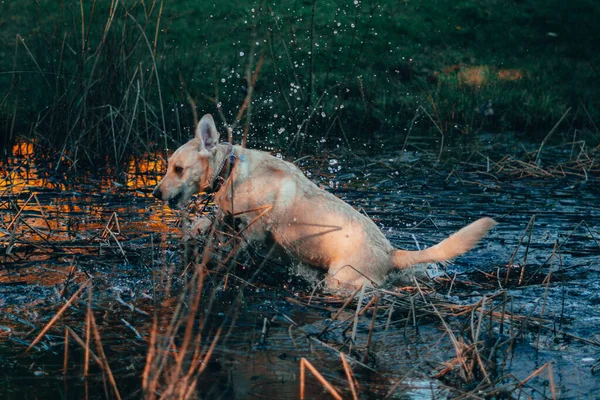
(392, 217), (497, 269)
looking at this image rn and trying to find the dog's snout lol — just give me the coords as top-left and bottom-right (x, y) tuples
(152, 186), (162, 200)
(167, 192), (183, 209)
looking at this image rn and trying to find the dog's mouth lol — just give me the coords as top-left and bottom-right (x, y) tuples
(167, 192), (184, 209)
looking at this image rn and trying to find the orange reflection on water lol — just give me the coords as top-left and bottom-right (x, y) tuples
(12, 140), (35, 157)
(125, 152), (166, 191)
(1, 141), (178, 263)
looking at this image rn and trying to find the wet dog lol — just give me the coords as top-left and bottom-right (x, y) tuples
(153, 114), (496, 288)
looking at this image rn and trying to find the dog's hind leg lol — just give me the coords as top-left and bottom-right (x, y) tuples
(326, 263), (382, 289)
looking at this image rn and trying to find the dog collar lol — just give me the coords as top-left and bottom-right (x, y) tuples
(211, 142), (236, 193)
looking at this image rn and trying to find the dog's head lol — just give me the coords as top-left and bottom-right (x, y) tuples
(153, 114), (221, 209)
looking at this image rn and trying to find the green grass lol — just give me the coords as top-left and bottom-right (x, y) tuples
(0, 0), (598, 161)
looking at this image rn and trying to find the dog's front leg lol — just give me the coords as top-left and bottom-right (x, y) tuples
(183, 215), (214, 241)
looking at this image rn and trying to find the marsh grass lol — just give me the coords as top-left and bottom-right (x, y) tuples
(2, 147), (600, 398)
(1, 0), (599, 163)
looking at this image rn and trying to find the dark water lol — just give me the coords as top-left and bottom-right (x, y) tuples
(1, 134), (599, 399)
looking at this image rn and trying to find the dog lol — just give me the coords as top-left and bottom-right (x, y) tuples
(153, 114), (496, 288)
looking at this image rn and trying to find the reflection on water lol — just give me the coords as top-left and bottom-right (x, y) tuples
(1, 140), (177, 284)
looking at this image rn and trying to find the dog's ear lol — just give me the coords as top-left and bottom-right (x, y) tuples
(196, 114), (220, 153)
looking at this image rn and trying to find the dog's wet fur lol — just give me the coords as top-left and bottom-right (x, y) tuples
(153, 114), (496, 289)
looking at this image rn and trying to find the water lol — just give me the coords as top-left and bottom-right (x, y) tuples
(1, 135), (599, 398)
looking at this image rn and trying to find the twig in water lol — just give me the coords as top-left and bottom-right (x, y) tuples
(418, 106), (445, 162)
(340, 353), (359, 400)
(7, 192), (34, 231)
(84, 284), (92, 377)
(382, 304), (393, 346)
(317, 284), (363, 338)
(27, 280), (90, 353)
(351, 284), (366, 342)
(503, 215), (535, 287)
(65, 326), (103, 369)
(63, 327), (69, 375)
(90, 306), (122, 400)
(299, 358), (343, 400)
(363, 295), (379, 363)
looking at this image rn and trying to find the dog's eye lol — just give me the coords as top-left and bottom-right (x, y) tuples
(174, 166), (183, 175)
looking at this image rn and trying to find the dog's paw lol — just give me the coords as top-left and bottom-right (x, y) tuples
(183, 217), (213, 241)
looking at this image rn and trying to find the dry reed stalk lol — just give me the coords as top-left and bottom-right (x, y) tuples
(59, 261), (78, 298)
(32, 193), (52, 231)
(518, 216), (535, 285)
(63, 327), (69, 375)
(340, 353), (359, 400)
(105, 227), (127, 257)
(351, 284), (366, 342)
(89, 308), (122, 400)
(152, 0), (164, 57)
(300, 358), (343, 400)
(26, 280), (90, 352)
(472, 296), (485, 345)
(517, 362), (550, 388)
(84, 284), (92, 377)
(414, 278), (472, 381)
(536, 242), (558, 350)
(144, 239), (228, 400)
(499, 291), (508, 335)
(15, 35), (51, 88)
(141, 313), (158, 392)
(388, 333), (448, 397)
(504, 215), (535, 286)
(168, 271), (206, 385)
(65, 326), (103, 369)
(233, 54), (265, 131)
(7, 192), (34, 231)
(547, 363), (558, 400)
(340, 294), (379, 336)
(417, 106), (445, 161)
(382, 303), (394, 345)
(125, 11), (167, 151)
(363, 295), (379, 363)
(401, 107), (422, 152)
(535, 107), (572, 166)
(473, 344), (491, 384)
(180, 327), (223, 399)
(301, 322), (378, 371)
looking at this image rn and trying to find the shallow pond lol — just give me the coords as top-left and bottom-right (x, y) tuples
(1, 134), (599, 399)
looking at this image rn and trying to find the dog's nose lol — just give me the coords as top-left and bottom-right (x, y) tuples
(152, 186), (162, 200)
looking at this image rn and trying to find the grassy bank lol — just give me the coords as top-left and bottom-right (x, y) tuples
(0, 0), (599, 163)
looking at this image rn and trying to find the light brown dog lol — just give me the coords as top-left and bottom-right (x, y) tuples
(153, 114), (496, 288)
